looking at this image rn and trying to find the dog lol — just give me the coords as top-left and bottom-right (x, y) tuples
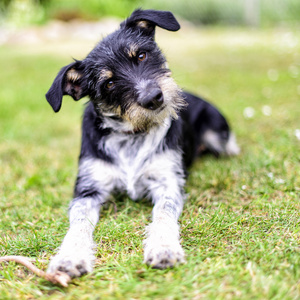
(45, 9), (239, 277)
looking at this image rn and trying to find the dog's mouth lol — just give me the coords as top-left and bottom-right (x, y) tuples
(126, 105), (169, 134)
(156, 104), (167, 113)
(107, 104), (166, 120)
(101, 102), (170, 134)
(124, 102), (173, 132)
(107, 115), (123, 122)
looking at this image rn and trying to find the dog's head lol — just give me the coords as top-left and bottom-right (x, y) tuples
(46, 9), (185, 133)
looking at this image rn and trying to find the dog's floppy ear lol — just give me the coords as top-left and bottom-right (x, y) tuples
(122, 9), (180, 36)
(46, 60), (88, 112)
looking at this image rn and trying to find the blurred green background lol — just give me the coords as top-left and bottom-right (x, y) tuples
(1, 0), (300, 27)
(1, 1), (300, 299)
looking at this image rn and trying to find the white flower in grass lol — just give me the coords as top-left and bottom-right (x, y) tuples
(275, 178), (285, 184)
(262, 105), (272, 116)
(295, 129), (300, 141)
(243, 107), (255, 119)
(267, 172), (285, 184)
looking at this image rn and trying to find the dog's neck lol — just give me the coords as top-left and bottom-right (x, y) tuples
(98, 111), (171, 136)
(97, 111), (171, 136)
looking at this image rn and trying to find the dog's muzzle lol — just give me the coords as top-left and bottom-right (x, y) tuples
(137, 86), (164, 110)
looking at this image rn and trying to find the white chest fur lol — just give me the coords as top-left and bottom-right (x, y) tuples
(106, 119), (170, 199)
(92, 118), (173, 200)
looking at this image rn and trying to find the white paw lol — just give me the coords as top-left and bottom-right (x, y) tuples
(144, 242), (185, 269)
(143, 220), (185, 269)
(47, 252), (94, 278)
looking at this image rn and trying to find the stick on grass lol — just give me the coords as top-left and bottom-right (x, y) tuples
(0, 256), (71, 287)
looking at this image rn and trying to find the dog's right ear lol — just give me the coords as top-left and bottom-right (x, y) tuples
(121, 9), (180, 37)
(46, 60), (88, 112)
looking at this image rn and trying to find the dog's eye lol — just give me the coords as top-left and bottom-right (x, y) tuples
(106, 80), (115, 89)
(138, 52), (147, 62)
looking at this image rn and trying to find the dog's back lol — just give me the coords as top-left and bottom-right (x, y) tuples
(181, 92), (240, 166)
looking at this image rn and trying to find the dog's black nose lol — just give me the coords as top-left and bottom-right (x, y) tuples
(138, 88), (164, 110)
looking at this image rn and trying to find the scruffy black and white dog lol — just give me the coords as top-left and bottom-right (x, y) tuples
(46, 9), (239, 277)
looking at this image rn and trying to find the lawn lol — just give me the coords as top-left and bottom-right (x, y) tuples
(0, 24), (300, 299)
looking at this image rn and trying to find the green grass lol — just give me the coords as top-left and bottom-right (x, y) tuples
(0, 26), (300, 299)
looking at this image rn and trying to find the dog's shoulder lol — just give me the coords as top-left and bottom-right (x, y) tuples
(80, 102), (113, 162)
(163, 116), (183, 152)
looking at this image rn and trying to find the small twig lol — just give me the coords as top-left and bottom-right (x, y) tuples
(0, 256), (71, 287)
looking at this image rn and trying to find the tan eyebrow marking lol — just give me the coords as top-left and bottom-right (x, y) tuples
(127, 44), (139, 58)
(98, 69), (113, 81)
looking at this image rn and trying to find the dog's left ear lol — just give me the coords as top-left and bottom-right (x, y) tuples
(122, 9), (180, 36)
(46, 60), (88, 112)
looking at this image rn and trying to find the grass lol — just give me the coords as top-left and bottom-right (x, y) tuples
(0, 25), (300, 299)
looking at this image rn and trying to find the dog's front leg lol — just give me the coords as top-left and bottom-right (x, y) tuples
(47, 196), (101, 277)
(47, 158), (115, 277)
(143, 151), (186, 269)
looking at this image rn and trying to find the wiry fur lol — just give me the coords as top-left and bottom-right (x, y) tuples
(45, 9), (239, 277)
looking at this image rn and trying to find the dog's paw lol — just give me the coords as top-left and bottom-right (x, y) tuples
(47, 253), (94, 278)
(144, 244), (185, 269)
